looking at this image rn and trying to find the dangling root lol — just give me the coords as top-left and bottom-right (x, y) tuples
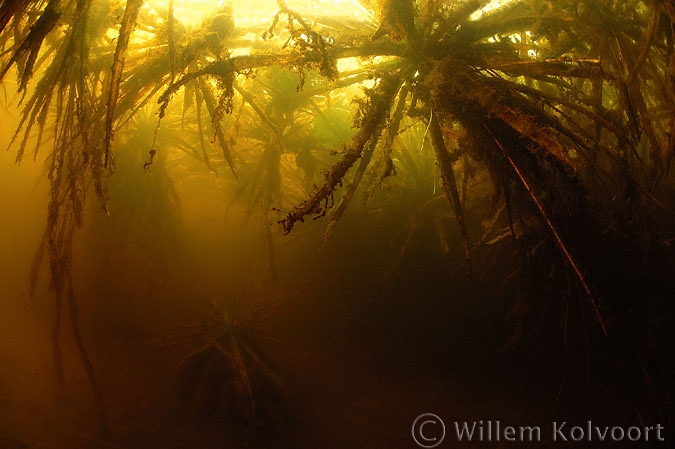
(323, 83), (410, 241)
(280, 74), (403, 234)
(104, 0), (144, 168)
(485, 125), (608, 336)
(429, 110), (471, 271)
(65, 273), (109, 433)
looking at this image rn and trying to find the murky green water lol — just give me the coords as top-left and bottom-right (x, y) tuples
(1, 0), (674, 447)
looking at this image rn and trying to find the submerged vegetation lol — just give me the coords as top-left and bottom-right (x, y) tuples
(1, 0), (674, 446)
(170, 289), (299, 446)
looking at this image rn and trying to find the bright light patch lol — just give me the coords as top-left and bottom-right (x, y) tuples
(230, 47), (251, 56)
(470, 0), (518, 21)
(142, 0), (374, 28)
(337, 57), (362, 72)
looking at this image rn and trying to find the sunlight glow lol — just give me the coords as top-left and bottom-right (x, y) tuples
(141, 0), (374, 28)
(337, 57), (362, 72)
(470, 0), (518, 21)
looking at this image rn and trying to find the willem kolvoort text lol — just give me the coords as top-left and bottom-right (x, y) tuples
(453, 421), (665, 443)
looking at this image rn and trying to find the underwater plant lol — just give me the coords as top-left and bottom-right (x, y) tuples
(1, 0), (674, 443)
(166, 288), (304, 447)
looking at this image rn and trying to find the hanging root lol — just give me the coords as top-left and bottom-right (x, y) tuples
(279, 74), (403, 234)
(0, 0), (61, 91)
(429, 110), (472, 270)
(323, 137), (378, 242)
(484, 125), (608, 336)
(104, 0), (144, 168)
(52, 288), (64, 383)
(66, 274), (109, 433)
(200, 81), (239, 178)
(324, 83), (410, 241)
(193, 86), (217, 173)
